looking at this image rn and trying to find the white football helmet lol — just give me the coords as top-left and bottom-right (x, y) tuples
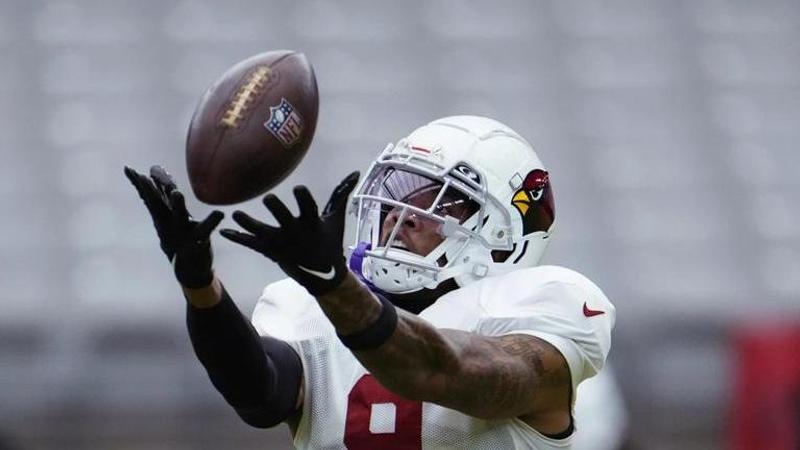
(348, 116), (555, 294)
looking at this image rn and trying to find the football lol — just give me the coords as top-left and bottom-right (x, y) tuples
(186, 50), (318, 205)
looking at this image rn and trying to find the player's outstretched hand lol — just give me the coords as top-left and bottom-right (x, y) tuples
(124, 165), (224, 288)
(220, 171), (360, 296)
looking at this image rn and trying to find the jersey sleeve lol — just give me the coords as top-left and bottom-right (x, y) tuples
(476, 280), (615, 396)
(251, 278), (335, 341)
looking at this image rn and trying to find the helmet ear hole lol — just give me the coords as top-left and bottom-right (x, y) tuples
(436, 254), (448, 267)
(491, 248), (514, 263)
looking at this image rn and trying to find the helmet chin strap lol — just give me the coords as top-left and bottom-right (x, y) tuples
(383, 278), (460, 315)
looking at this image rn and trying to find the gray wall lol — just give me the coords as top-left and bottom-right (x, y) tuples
(0, 1), (798, 449)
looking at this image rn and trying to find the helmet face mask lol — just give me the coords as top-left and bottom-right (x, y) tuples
(349, 116), (555, 295)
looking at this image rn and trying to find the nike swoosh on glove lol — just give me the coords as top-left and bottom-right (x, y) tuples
(220, 171), (360, 297)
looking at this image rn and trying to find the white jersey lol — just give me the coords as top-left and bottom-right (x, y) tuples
(251, 265), (615, 450)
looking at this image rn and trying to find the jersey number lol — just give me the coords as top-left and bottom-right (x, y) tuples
(344, 374), (422, 449)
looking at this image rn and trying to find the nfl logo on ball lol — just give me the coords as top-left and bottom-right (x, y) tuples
(264, 98), (304, 148)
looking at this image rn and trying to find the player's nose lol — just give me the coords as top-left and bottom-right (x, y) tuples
(385, 208), (419, 230)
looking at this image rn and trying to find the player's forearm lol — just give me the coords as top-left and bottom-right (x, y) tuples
(186, 281), (303, 428)
(315, 272), (384, 334)
(356, 311), (462, 401)
(357, 321), (555, 419)
(317, 273), (460, 398)
(186, 282), (273, 405)
(318, 273), (562, 420)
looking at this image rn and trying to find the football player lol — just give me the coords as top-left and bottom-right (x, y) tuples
(126, 116), (615, 449)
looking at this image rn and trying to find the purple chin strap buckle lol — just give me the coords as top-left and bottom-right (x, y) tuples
(349, 241), (380, 292)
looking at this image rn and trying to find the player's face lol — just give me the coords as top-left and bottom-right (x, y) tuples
(379, 188), (444, 256)
(365, 167), (479, 258)
(379, 187), (478, 257)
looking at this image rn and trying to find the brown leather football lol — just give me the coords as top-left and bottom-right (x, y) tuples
(186, 50), (318, 205)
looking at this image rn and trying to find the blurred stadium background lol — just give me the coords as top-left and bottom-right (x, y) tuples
(0, 0), (798, 449)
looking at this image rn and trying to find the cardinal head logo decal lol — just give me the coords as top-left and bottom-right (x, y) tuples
(511, 169), (555, 235)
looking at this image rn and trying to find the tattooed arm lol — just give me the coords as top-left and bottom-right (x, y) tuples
(317, 272), (572, 434)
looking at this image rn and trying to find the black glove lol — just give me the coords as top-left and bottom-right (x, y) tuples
(124, 165), (224, 288)
(220, 171), (360, 296)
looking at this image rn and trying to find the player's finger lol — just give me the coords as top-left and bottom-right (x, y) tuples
(125, 166), (170, 221)
(232, 210), (279, 236)
(293, 185), (319, 220)
(150, 165), (177, 196)
(219, 229), (261, 251)
(220, 228), (283, 257)
(124, 165), (143, 188)
(262, 194), (295, 227)
(169, 190), (192, 223)
(339, 171), (361, 196)
(193, 210), (224, 240)
(125, 166), (152, 199)
(323, 171), (360, 216)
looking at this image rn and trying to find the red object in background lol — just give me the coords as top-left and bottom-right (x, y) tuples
(731, 321), (800, 450)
